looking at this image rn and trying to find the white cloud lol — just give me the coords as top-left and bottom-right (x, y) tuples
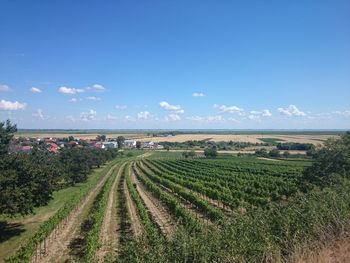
(80, 109), (97, 121)
(192, 92), (205, 97)
(86, 96), (101, 101)
(58, 86), (85, 95)
(91, 84), (105, 91)
(249, 109), (272, 117)
(0, 84), (10, 92)
(30, 87), (42, 93)
(115, 105), (127, 110)
(32, 109), (44, 120)
(166, 114), (181, 121)
(159, 101), (184, 114)
(138, 111), (150, 120)
(278, 105), (306, 116)
(0, 100), (27, 110)
(215, 104), (244, 115)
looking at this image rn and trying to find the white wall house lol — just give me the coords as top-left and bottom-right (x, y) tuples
(124, 140), (137, 148)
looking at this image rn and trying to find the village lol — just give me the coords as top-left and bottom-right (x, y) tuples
(9, 135), (158, 154)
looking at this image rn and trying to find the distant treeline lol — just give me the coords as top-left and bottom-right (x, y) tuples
(276, 143), (315, 151)
(160, 140), (257, 150)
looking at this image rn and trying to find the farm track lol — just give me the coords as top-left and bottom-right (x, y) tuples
(95, 163), (125, 262)
(123, 179), (143, 237)
(33, 162), (119, 263)
(130, 164), (175, 237)
(142, 160), (233, 214)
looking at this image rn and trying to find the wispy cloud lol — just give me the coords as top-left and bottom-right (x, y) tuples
(278, 105), (306, 116)
(115, 105), (127, 110)
(192, 92), (205, 97)
(32, 109), (45, 120)
(0, 84), (11, 92)
(215, 104), (244, 115)
(58, 86), (85, 95)
(30, 87), (42, 93)
(159, 101), (184, 114)
(138, 111), (150, 120)
(86, 96), (101, 101)
(80, 109), (97, 121)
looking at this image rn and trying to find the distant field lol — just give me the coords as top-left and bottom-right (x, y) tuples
(139, 134), (337, 145)
(16, 130), (340, 144)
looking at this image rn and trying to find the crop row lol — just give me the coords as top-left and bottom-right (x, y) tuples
(80, 164), (119, 262)
(7, 160), (120, 263)
(132, 164), (199, 230)
(124, 163), (158, 238)
(137, 161), (224, 221)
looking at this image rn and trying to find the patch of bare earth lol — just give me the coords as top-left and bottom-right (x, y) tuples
(129, 164), (175, 237)
(123, 179), (143, 237)
(95, 163), (125, 262)
(32, 163), (118, 263)
(296, 234), (350, 263)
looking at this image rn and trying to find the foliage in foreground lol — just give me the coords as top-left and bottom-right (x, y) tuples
(116, 180), (350, 263)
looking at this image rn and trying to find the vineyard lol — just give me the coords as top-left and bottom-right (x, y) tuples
(3, 139), (350, 262)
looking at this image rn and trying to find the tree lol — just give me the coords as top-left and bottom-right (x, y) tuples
(303, 132), (350, 186)
(282, 151), (290, 158)
(204, 146), (217, 158)
(0, 120), (17, 156)
(96, 134), (106, 141)
(268, 149), (280, 158)
(117, 136), (125, 148)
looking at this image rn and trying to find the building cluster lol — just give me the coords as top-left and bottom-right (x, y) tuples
(10, 137), (158, 153)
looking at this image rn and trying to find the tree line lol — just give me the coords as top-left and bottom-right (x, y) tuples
(0, 120), (120, 216)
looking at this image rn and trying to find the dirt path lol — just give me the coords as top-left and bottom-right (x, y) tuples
(123, 180), (143, 237)
(95, 163), (125, 262)
(33, 163), (119, 263)
(297, 233), (350, 263)
(130, 164), (174, 237)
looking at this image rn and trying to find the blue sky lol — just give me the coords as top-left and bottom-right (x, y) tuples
(0, 0), (349, 129)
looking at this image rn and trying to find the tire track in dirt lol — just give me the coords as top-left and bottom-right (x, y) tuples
(95, 163), (125, 262)
(33, 162), (119, 263)
(130, 163), (175, 237)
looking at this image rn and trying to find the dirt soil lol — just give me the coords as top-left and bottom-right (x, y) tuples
(95, 163), (125, 262)
(33, 163), (118, 263)
(130, 165), (174, 237)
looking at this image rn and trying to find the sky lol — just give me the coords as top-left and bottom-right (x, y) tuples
(0, 0), (349, 129)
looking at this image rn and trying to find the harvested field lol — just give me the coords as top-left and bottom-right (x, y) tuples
(138, 134), (337, 145)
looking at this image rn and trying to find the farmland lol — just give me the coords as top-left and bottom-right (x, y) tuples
(1, 132), (350, 262)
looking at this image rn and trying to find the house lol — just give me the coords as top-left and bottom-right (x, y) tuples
(46, 142), (59, 153)
(142, 141), (157, 149)
(124, 140), (137, 148)
(102, 142), (118, 149)
(94, 142), (105, 149)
